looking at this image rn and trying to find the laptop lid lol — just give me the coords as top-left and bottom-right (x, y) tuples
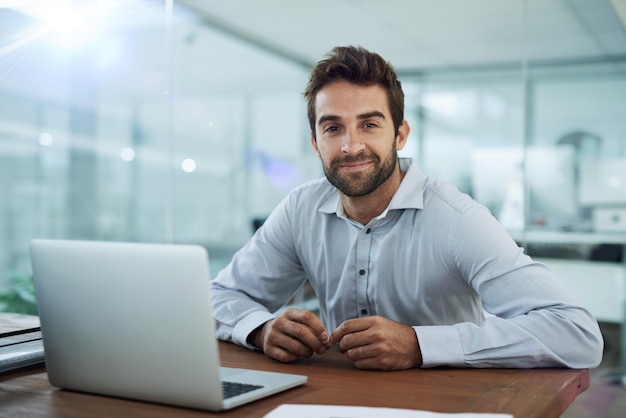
(29, 239), (306, 411)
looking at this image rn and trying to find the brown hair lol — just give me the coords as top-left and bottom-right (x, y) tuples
(304, 46), (404, 138)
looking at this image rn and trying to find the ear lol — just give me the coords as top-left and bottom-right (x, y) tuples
(395, 120), (410, 151)
(310, 133), (321, 157)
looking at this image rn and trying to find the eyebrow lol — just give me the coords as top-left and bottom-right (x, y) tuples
(358, 111), (386, 120)
(317, 111), (386, 126)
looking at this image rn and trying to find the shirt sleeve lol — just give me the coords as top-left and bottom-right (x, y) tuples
(210, 193), (309, 348)
(416, 206), (604, 369)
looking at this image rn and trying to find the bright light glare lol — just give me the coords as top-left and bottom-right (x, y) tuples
(33, 1), (113, 50)
(120, 147), (135, 162)
(38, 132), (54, 146)
(181, 158), (196, 173)
(45, 9), (100, 49)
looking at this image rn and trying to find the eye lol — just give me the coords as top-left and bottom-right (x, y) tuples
(324, 125), (340, 133)
(362, 122), (378, 129)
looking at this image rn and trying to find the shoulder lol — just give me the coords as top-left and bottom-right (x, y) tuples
(261, 177), (337, 243)
(290, 177), (334, 196)
(422, 177), (486, 216)
(283, 177), (338, 210)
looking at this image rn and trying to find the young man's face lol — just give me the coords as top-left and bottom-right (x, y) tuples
(311, 80), (409, 197)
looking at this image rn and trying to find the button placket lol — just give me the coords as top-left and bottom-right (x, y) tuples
(355, 226), (373, 317)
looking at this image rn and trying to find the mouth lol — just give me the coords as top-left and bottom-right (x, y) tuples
(337, 159), (373, 172)
(337, 160), (373, 172)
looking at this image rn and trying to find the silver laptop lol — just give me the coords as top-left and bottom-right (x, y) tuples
(29, 239), (307, 411)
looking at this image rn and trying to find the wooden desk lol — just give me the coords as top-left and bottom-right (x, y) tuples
(0, 338), (589, 418)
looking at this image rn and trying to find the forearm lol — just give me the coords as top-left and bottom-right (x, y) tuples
(446, 208), (604, 368)
(211, 280), (276, 348)
(415, 307), (603, 368)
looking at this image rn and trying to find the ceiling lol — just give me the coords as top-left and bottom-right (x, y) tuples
(1, 0), (626, 104)
(177, 0), (626, 74)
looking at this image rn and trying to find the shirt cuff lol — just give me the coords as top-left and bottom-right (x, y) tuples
(232, 310), (276, 350)
(414, 325), (466, 368)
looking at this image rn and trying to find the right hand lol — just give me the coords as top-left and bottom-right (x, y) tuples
(248, 308), (332, 363)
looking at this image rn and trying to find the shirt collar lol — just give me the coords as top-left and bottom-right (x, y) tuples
(318, 157), (426, 215)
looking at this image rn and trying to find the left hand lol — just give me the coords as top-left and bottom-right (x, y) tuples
(329, 316), (423, 370)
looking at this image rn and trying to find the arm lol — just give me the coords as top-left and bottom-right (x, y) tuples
(211, 196), (309, 349)
(418, 206), (604, 369)
(325, 204), (602, 370)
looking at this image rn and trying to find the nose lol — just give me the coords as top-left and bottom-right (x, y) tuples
(340, 128), (365, 154)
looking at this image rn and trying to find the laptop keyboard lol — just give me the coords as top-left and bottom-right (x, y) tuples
(0, 327), (45, 374)
(221, 380), (264, 399)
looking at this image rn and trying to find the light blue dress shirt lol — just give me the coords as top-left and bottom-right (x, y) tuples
(211, 158), (603, 368)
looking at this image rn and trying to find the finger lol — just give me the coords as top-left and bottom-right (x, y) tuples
(285, 308), (330, 341)
(354, 357), (386, 370)
(351, 349), (412, 371)
(264, 343), (300, 363)
(330, 317), (372, 346)
(337, 330), (375, 355)
(341, 342), (404, 371)
(271, 309), (328, 355)
(267, 330), (315, 359)
(283, 309), (330, 353)
(263, 319), (316, 360)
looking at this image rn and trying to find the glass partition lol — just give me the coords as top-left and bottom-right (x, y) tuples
(0, 1), (312, 314)
(410, 1), (626, 236)
(530, 62), (626, 233)
(1, 0), (626, 315)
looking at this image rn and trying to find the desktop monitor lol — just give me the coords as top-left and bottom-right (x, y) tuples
(525, 145), (578, 229)
(578, 157), (626, 206)
(470, 145), (578, 230)
(470, 147), (525, 222)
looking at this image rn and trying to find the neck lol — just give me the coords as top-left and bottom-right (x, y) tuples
(340, 163), (405, 225)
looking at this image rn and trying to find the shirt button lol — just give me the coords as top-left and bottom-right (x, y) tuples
(361, 309), (368, 315)
(359, 269), (365, 275)
(365, 228), (371, 234)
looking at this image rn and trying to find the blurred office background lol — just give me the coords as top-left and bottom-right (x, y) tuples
(1, 0), (626, 327)
(1, 1), (626, 414)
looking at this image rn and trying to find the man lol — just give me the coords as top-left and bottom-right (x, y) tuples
(211, 46), (603, 370)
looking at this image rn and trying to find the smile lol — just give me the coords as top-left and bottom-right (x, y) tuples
(339, 161), (372, 172)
